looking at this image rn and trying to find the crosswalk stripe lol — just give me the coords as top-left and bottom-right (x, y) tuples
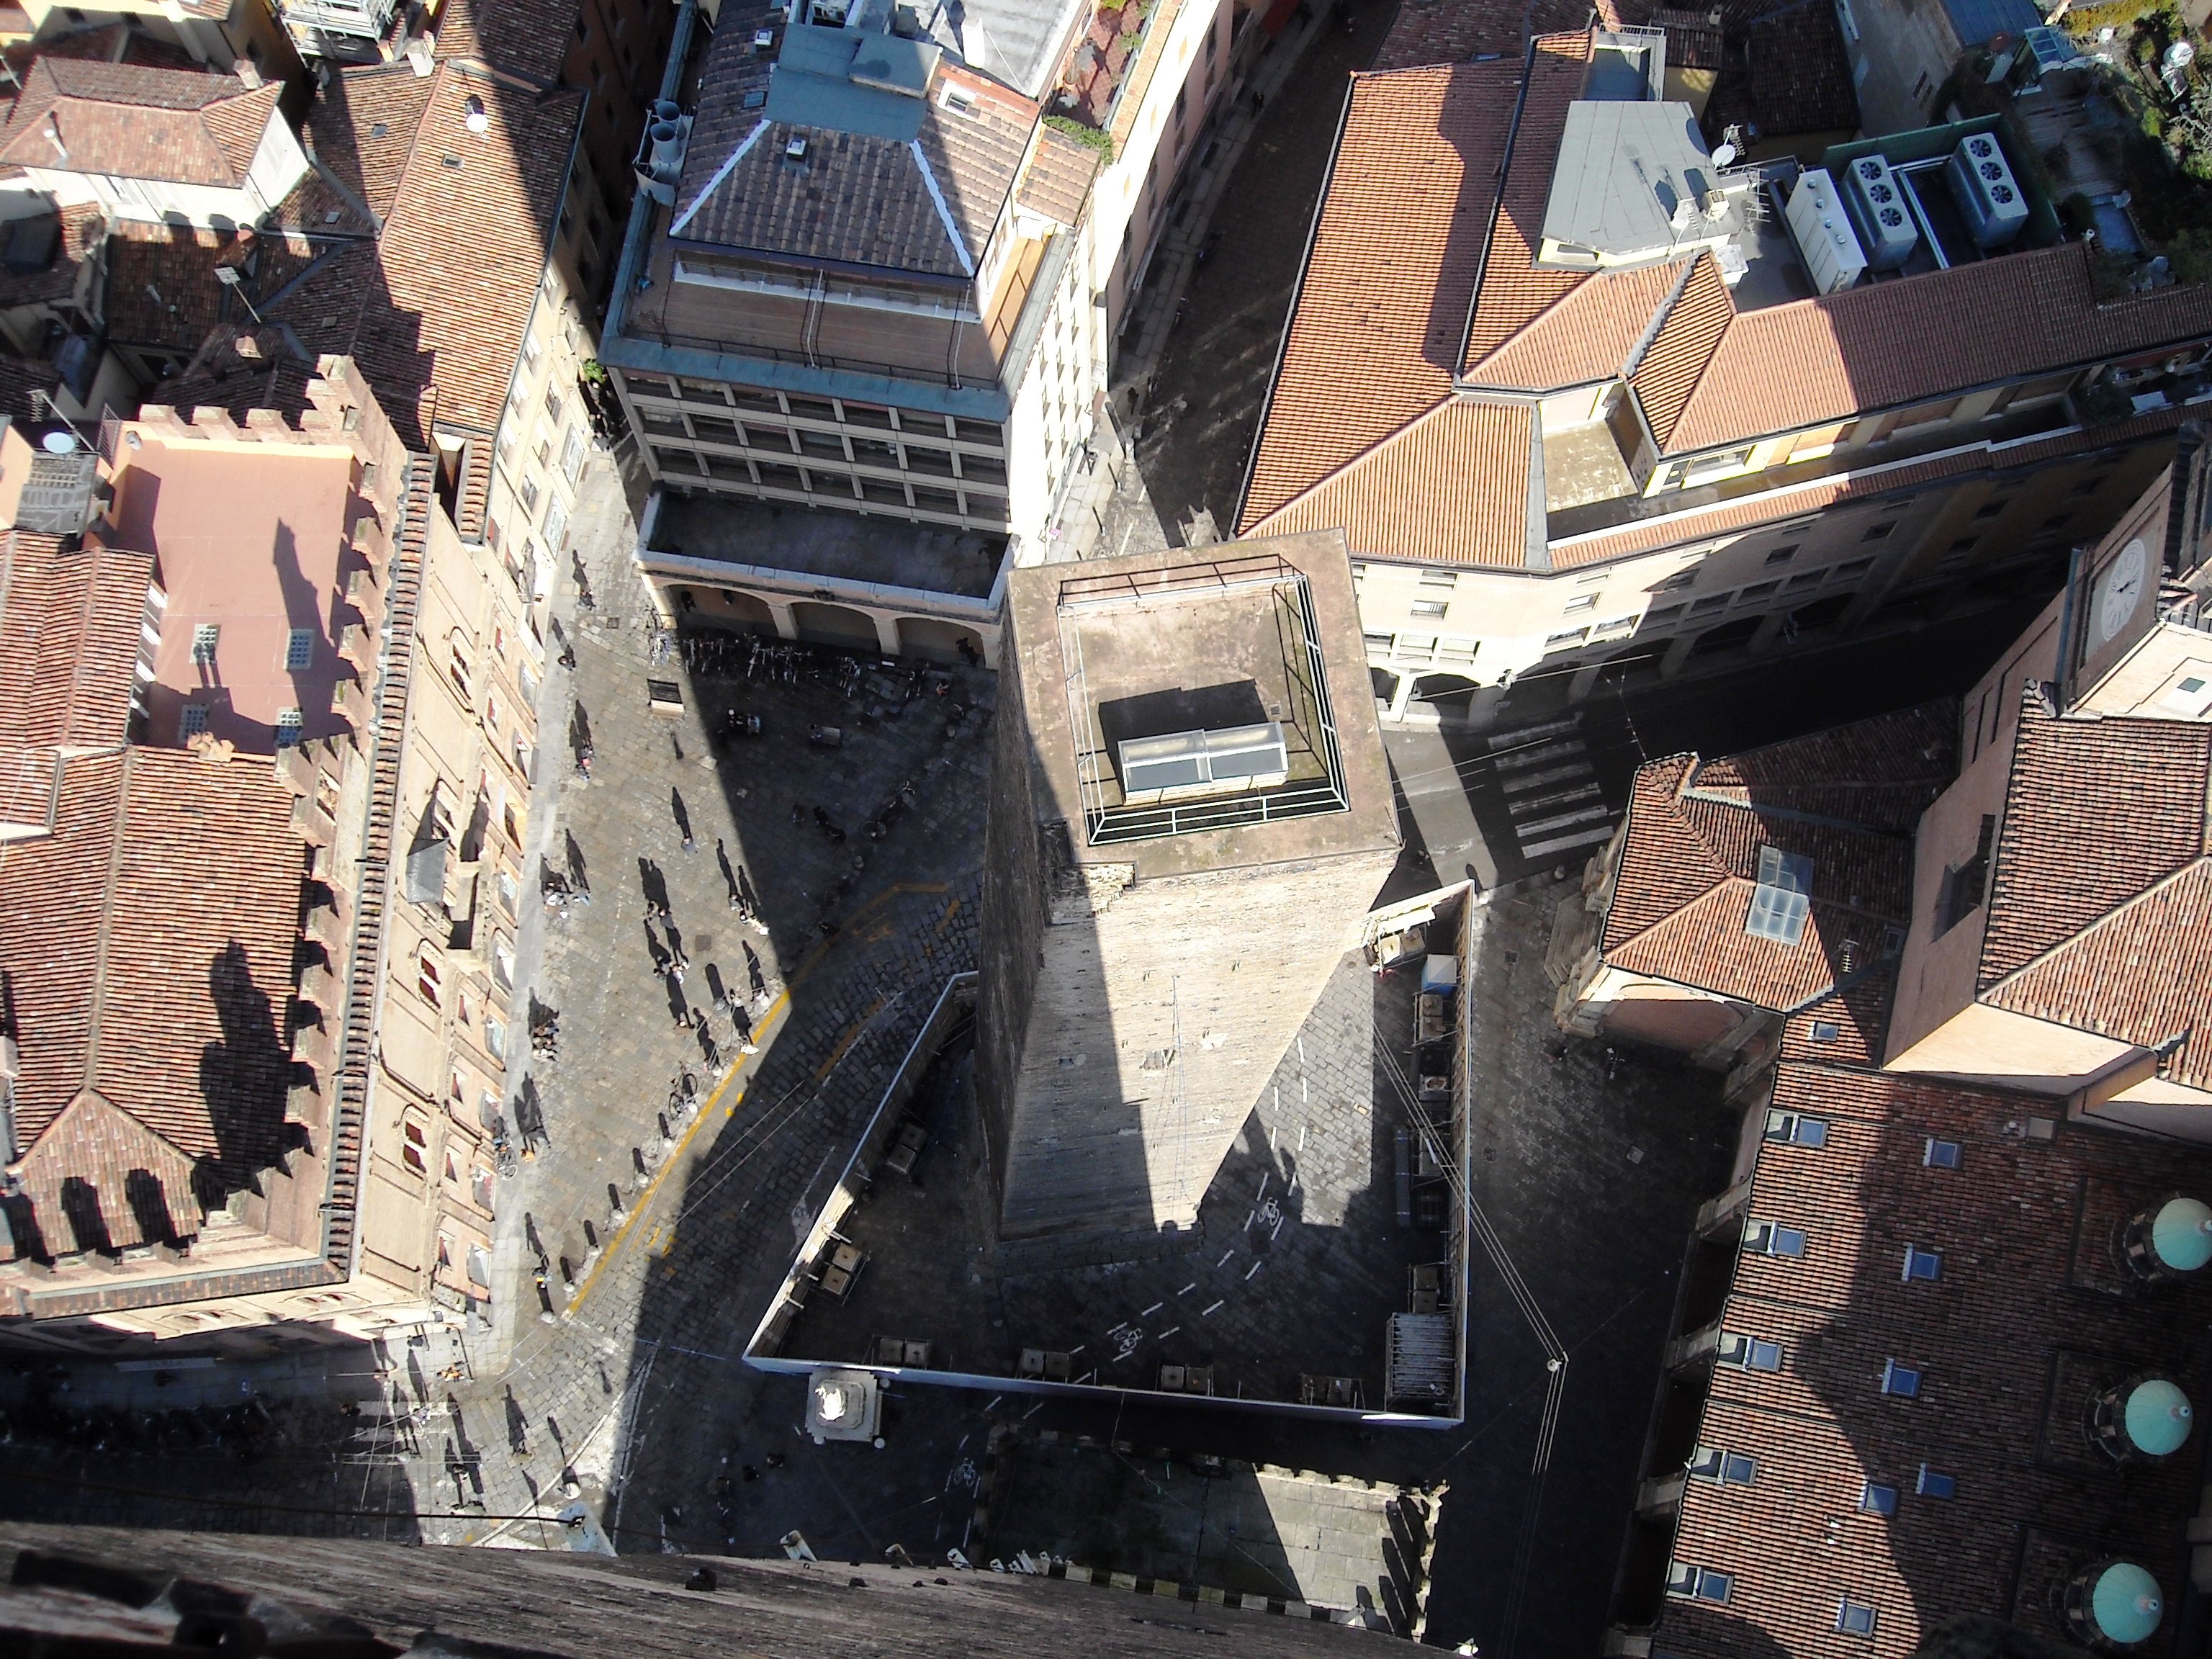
(1493, 739), (1586, 774)
(1520, 823), (1617, 860)
(1486, 717), (1579, 750)
(1502, 762), (1597, 796)
(1516, 803), (1611, 837)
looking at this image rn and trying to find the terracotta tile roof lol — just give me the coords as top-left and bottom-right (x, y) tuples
(1664, 244), (2212, 456)
(1964, 696), (2212, 1090)
(1013, 123), (1102, 227)
(1247, 398), (1537, 567)
(1457, 33), (1593, 368)
(1682, 701), (1956, 834)
(289, 64), (439, 229)
(1775, 967), (1894, 1066)
(670, 26), (1033, 279)
(1629, 250), (1732, 446)
(1375, 0), (1617, 71)
(0, 58), (280, 189)
(1596, 709), (1951, 1012)
(1237, 62), (1518, 530)
(9, 1087), (204, 1254)
(0, 531), (153, 750)
(0, 200), (102, 313)
(1701, 0), (1860, 142)
(0, 745), (305, 1182)
(0, 351), (53, 421)
(429, 0), (573, 87)
(1460, 256), (1690, 392)
(1660, 1061), (2212, 1658)
(1977, 696), (2212, 984)
(99, 221), (257, 353)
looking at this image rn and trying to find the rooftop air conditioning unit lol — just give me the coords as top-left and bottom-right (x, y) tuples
(1841, 153), (1919, 271)
(1945, 132), (2029, 249)
(1784, 168), (1866, 296)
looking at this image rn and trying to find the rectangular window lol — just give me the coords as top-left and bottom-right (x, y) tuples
(1689, 1447), (1758, 1484)
(1764, 544), (1800, 565)
(1739, 580), (1781, 601)
(1645, 604), (1686, 626)
(192, 624), (220, 665)
(1764, 1110), (1828, 1147)
(274, 709), (303, 748)
(1973, 498), (2010, 521)
(1902, 1246), (1942, 1282)
(178, 703), (210, 742)
(1881, 1359), (1921, 1398)
(520, 475), (540, 514)
(1861, 521), (1897, 541)
(561, 424), (588, 484)
(1809, 1020), (1841, 1043)
(1410, 600), (1449, 619)
(1563, 593), (1599, 613)
(544, 495), (570, 552)
(1916, 1465), (1955, 1498)
(1689, 593), (1732, 615)
(485, 1016), (508, 1062)
(1744, 1220), (1808, 1257)
(1832, 557), (1876, 579)
(1655, 568), (1698, 592)
(1858, 1483), (1898, 1516)
(1665, 1564), (1733, 1603)
(1721, 1332), (1784, 1371)
(1837, 1599), (1878, 1637)
(1419, 570), (1458, 588)
(1545, 628), (1588, 648)
(285, 628), (315, 670)
(544, 386), (564, 425)
(1923, 1138), (1961, 1169)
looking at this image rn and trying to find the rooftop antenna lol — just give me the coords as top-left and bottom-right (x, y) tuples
(213, 263), (265, 326)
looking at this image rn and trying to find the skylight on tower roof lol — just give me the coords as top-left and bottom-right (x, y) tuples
(1746, 845), (1814, 945)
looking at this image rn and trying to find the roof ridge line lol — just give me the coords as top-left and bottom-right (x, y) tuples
(1617, 253), (1699, 382)
(1244, 394), (1464, 531)
(78, 747), (133, 1101)
(1980, 849), (2212, 1001)
(1674, 786), (1917, 840)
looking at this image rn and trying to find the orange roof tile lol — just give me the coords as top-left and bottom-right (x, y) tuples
(1456, 32), (1592, 369)
(1629, 250), (1732, 447)
(1248, 398), (1537, 568)
(0, 745), (305, 1174)
(0, 532), (153, 750)
(1460, 256), (1690, 392)
(1664, 243), (2212, 455)
(0, 58), (279, 189)
(1237, 62), (1519, 531)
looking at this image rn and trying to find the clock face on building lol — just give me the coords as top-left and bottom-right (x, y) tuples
(2099, 539), (2149, 644)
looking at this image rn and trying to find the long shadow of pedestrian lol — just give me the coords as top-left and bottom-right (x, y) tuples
(705, 962), (730, 1012)
(672, 787), (694, 848)
(503, 1386), (530, 1455)
(716, 837), (742, 904)
(639, 856), (670, 917)
(565, 830), (590, 892)
(570, 703), (593, 766)
(644, 919), (671, 971)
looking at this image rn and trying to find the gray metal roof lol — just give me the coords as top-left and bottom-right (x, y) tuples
(921, 0), (1087, 99)
(1539, 100), (1720, 260)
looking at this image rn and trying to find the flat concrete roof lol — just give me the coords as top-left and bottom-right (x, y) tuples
(650, 489), (1006, 600)
(767, 945), (1466, 1419)
(1003, 531), (1398, 879)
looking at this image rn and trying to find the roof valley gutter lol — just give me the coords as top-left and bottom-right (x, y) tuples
(1618, 255), (1698, 382)
(1233, 73), (1357, 533)
(606, 0), (701, 341)
(1451, 33), (1538, 387)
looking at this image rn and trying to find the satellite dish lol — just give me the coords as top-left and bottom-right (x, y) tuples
(1711, 141), (1738, 168)
(40, 430), (76, 454)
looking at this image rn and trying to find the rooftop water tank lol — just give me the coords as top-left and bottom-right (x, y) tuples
(1840, 154), (1920, 272)
(1784, 168), (1866, 296)
(1945, 131), (2029, 250)
(2088, 1374), (2194, 1460)
(2121, 1195), (2212, 1281)
(2062, 1560), (2164, 1650)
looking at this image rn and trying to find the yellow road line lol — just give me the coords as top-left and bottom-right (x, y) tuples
(558, 878), (952, 1317)
(561, 988), (789, 1318)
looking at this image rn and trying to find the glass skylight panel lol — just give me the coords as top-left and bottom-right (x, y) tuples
(1746, 845), (1815, 944)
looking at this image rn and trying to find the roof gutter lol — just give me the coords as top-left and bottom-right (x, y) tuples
(606, 0), (701, 343)
(1450, 32), (1539, 388)
(1233, 70), (1356, 536)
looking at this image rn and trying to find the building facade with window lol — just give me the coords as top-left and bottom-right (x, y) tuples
(603, 0), (1233, 658)
(1575, 441), (2212, 1653)
(1239, 30), (2212, 727)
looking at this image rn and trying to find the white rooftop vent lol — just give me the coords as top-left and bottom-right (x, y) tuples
(786, 135), (809, 160)
(463, 94), (489, 135)
(1745, 846), (1814, 945)
(1118, 722), (1289, 803)
(1784, 168), (1866, 295)
(754, 25), (777, 48)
